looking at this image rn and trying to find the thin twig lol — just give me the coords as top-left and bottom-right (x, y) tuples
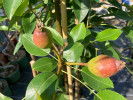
(30, 55), (36, 61)
(52, 43), (59, 54)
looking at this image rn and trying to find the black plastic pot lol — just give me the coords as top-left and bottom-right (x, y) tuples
(8, 50), (29, 70)
(0, 63), (20, 83)
(0, 79), (12, 96)
(2, 43), (14, 57)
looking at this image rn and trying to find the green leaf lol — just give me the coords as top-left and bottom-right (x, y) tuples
(33, 57), (57, 72)
(8, 0), (29, 29)
(43, 0), (48, 4)
(25, 72), (58, 100)
(108, 7), (133, 21)
(32, 84), (42, 100)
(0, 16), (7, 22)
(0, 25), (20, 31)
(107, 46), (120, 60)
(126, 65), (133, 75)
(14, 0), (29, 16)
(73, 0), (90, 22)
(83, 28), (91, 45)
(0, 0), (3, 3)
(63, 42), (84, 62)
(45, 27), (63, 46)
(13, 33), (23, 55)
(22, 13), (36, 34)
(0, 26), (9, 30)
(3, 0), (22, 20)
(97, 42), (120, 59)
(69, 23), (86, 42)
(123, 57), (133, 63)
(94, 90), (127, 100)
(81, 67), (114, 91)
(96, 29), (122, 42)
(22, 34), (50, 56)
(123, 27), (133, 44)
(86, 28), (91, 36)
(0, 93), (13, 100)
(55, 93), (69, 100)
(108, 0), (121, 8)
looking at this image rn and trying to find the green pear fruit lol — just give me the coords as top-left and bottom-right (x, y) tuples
(87, 55), (126, 78)
(33, 27), (53, 49)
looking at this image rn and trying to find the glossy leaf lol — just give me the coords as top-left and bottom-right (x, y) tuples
(45, 27), (63, 46)
(0, 93), (13, 100)
(9, 0), (29, 29)
(0, 0), (3, 3)
(81, 67), (114, 91)
(69, 23), (86, 42)
(0, 25), (20, 31)
(3, 0), (22, 20)
(108, 7), (133, 21)
(55, 93), (69, 100)
(107, 46), (120, 60)
(63, 42), (84, 62)
(22, 34), (50, 56)
(0, 26), (9, 30)
(98, 42), (120, 60)
(123, 27), (133, 44)
(123, 57), (133, 63)
(43, 0), (48, 4)
(14, 0), (29, 16)
(126, 65), (133, 75)
(25, 72), (58, 100)
(108, 0), (121, 8)
(13, 33), (23, 55)
(22, 13), (36, 34)
(0, 16), (7, 22)
(32, 85), (42, 100)
(94, 90), (127, 100)
(83, 28), (91, 44)
(33, 57), (57, 72)
(95, 29), (122, 42)
(73, 0), (90, 22)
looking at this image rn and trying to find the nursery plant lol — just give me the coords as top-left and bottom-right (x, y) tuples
(1, 0), (133, 100)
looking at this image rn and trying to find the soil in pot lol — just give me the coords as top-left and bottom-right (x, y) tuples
(0, 53), (8, 65)
(2, 43), (14, 56)
(8, 50), (29, 70)
(0, 79), (12, 96)
(0, 63), (20, 83)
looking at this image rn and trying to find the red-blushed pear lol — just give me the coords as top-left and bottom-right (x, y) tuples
(87, 55), (126, 78)
(33, 27), (53, 49)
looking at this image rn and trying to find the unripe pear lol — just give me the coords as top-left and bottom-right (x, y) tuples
(87, 55), (126, 78)
(33, 27), (53, 49)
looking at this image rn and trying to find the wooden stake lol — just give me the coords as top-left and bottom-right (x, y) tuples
(74, 19), (81, 100)
(30, 60), (37, 77)
(60, 0), (68, 46)
(55, 0), (62, 36)
(30, 55), (39, 76)
(60, 0), (73, 99)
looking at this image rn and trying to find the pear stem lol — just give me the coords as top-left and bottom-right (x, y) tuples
(65, 62), (87, 66)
